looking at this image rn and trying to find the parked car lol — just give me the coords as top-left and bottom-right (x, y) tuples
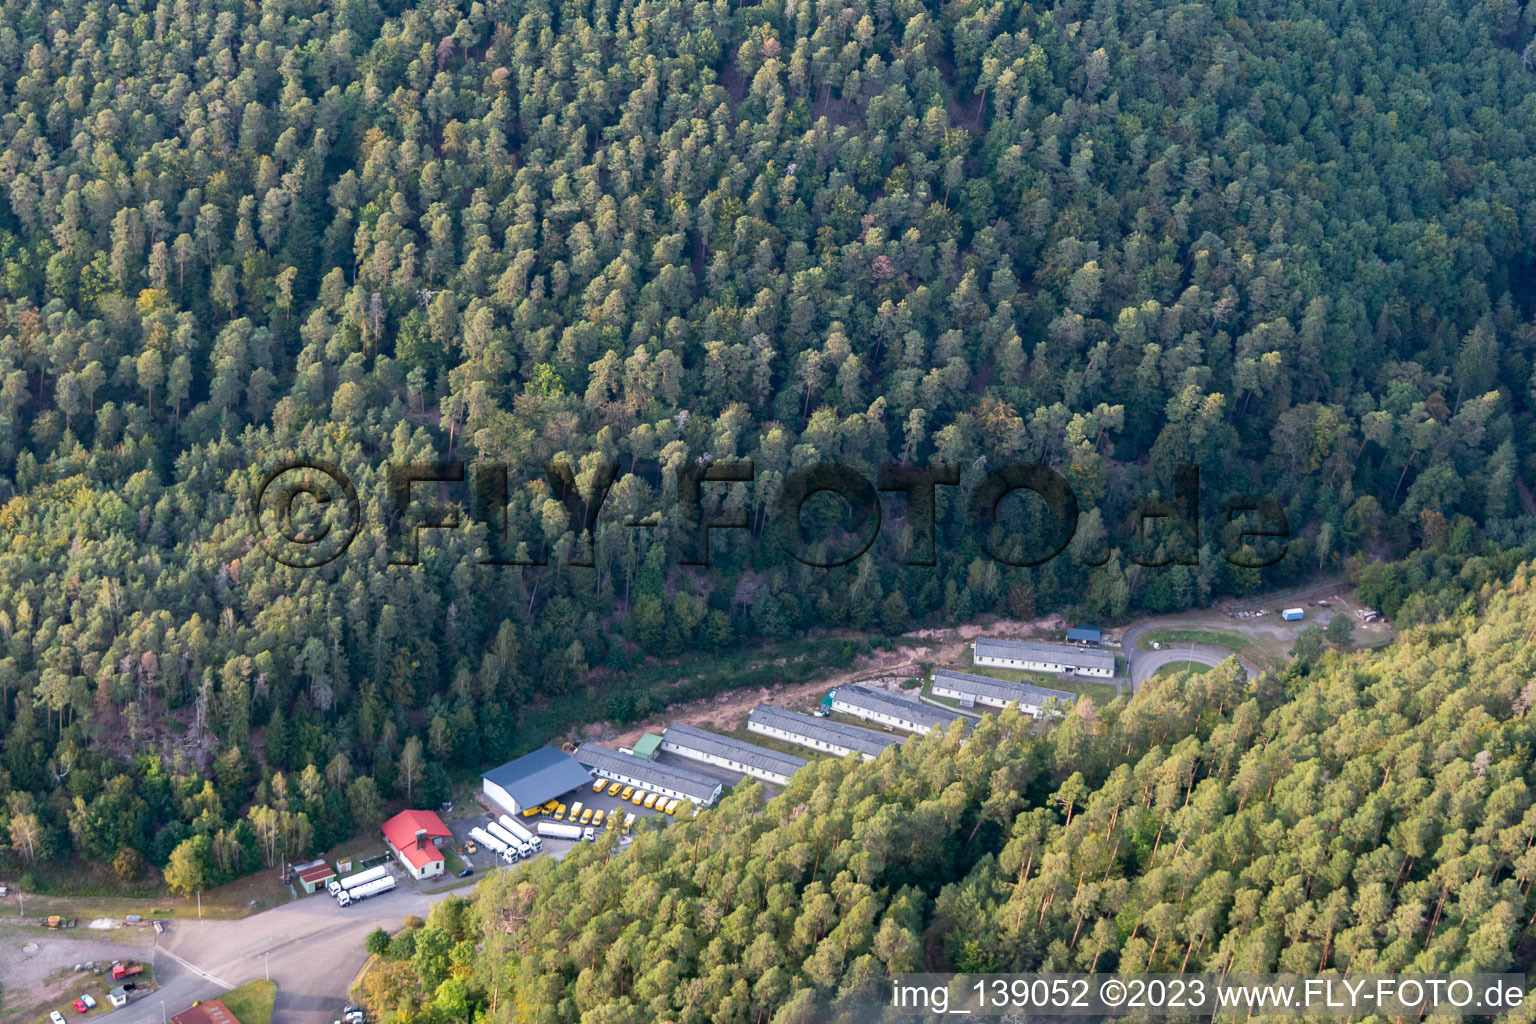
(620, 786), (635, 801)
(74, 994), (97, 1013)
(590, 779), (607, 795)
(456, 866), (473, 878)
(51, 1011), (67, 1024)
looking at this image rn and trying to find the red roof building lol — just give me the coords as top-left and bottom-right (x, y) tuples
(294, 860), (336, 894)
(381, 809), (453, 880)
(169, 998), (241, 1024)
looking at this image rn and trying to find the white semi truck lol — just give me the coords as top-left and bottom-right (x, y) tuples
(486, 821), (532, 858)
(337, 874), (396, 906)
(468, 826), (517, 863)
(329, 864), (388, 898)
(536, 821), (595, 842)
(498, 814), (544, 852)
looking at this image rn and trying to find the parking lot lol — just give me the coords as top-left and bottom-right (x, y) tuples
(453, 781), (684, 865)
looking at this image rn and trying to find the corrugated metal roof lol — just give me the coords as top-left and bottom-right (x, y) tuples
(973, 638), (1116, 672)
(632, 734), (662, 759)
(1066, 626), (1102, 643)
(575, 744), (722, 802)
(662, 723), (808, 777)
(931, 669), (1077, 706)
(748, 705), (905, 757)
(482, 748), (594, 808)
(832, 684), (964, 730)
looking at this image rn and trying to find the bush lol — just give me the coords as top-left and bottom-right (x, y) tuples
(365, 927), (391, 956)
(387, 929), (417, 961)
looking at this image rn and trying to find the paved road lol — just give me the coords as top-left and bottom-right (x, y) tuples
(1121, 620), (1260, 691)
(119, 833), (590, 1024)
(112, 880), (476, 1024)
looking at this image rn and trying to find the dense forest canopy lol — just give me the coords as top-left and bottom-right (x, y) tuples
(0, 0), (1535, 879)
(366, 563), (1536, 1023)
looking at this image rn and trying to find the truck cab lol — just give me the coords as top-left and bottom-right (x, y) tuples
(582, 827), (596, 842)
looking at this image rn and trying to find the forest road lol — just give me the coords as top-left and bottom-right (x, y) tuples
(1122, 620), (1261, 690)
(110, 879), (477, 1024)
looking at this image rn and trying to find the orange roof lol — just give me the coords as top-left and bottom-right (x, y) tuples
(297, 862), (335, 883)
(170, 998), (241, 1024)
(381, 809), (452, 869)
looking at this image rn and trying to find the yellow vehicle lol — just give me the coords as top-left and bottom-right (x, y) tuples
(643, 792), (660, 809)
(620, 786), (635, 801)
(543, 800), (559, 814)
(522, 805), (542, 817)
(553, 803), (567, 821)
(662, 798), (680, 815)
(570, 800), (584, 822)
(623, 812), (637, 834)
(591, 809), (605, 827)
(631, 789), (647, 805)
(578, 807), (593, 825)
(591, 779), (607, 795)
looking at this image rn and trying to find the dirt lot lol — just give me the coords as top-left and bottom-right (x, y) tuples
(0, 928), (155, 1023)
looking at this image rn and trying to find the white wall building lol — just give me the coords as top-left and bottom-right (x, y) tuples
(747, 705), (904, 760)
(829, 684), (965, 735)
(575, 744), (723, 805)
(930, 669), (1076, 717)
(972, 639), (1115, 678)
(660, 723), (807, 785)
(481, 747), (595, 815)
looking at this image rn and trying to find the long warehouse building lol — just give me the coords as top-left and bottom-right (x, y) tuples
(575, 743), (724, 806)
(972, 638), (1116, 678)
(931, 669), (1077, 716)
(661, 723), (808, 785)
(830, 684), (965, 735)
(747, 705), (905, 760)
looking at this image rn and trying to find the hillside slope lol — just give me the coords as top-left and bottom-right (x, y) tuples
(427, 567), (1536, 1022)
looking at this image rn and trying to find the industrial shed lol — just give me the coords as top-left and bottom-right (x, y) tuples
(575, 743), (724, 805)
(482, 747), (595, 815)
(930, 669), (1076, 716)
(829, 684), (965, 735)
(747, 705), (905, 760)
(972, 638), (1116, 678)
(660, 723), (807, 785)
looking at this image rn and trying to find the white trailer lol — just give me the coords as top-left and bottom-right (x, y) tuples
(486, 821), (531, 858)
(498, 814), (544, 852)
(536, 821), (584, 841)
(338, 875), (397, 906)
(469, 826), (517, 863)
(338, 864), (387, 890)
(331, 864), (387, 897)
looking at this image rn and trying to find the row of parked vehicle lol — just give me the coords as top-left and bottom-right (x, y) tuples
(537, 778), (682, 825)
